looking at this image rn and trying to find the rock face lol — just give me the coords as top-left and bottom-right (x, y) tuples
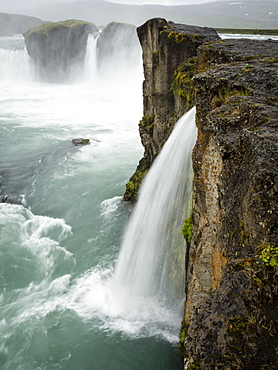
(96, 22), (141, 74)
(128, 18), (278, 369)
(124, 18), (220, 202)
(184, 39), (278, 369)
(24, 20), (98, 82)
(0, 13), (43, 36)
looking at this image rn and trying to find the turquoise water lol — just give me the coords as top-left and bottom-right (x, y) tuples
(0, 35), (183, 370)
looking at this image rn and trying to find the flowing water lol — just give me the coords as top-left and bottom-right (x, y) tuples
(0, 34), (197, 370)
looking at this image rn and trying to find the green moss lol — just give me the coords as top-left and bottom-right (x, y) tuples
(259, 241), (278, 274)
(139, 115), (155, 135)
(24, 19), (95, 39)
(213, 87), (252, 107)
(167, 31), (186, 43)
(182, 215), (193, 243)
(123, 159), (149, 203)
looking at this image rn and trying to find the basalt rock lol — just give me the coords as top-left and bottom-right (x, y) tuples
(72, 138), (90, 146)
(24, 20), (98, 82)
(123, 18), (220, 202)
(127, 18), (278, 368)
(183, 38), (278, 369)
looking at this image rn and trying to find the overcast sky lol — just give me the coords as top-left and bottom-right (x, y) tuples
(107, 0), (216, 5)
(0, 0), (217, 11)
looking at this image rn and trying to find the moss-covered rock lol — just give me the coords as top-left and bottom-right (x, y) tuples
(24, 19), (98, 82)
(183, 38), (278, 369)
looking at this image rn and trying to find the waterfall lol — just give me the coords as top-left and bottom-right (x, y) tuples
(114, 106), (197, 305)
(0, 46), (33, 83)
(84, 34), (98, 81)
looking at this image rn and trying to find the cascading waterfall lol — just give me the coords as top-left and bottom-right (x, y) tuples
(85, 34), (98, 80)
(0, 31), (196, 370)
(0, 45), (33, 83)
(114, 107), (197, 305)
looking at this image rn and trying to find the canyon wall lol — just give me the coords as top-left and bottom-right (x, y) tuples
(130, 18), (278, 369)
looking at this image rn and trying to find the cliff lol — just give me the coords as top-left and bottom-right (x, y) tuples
(96, 22), (141, 75)
(129, 18), (278, 369)
(0, 13), (43, 36)
(24, 20), (98, 82)
(124, 18), (220, 202)
(184, 38), (278, 369)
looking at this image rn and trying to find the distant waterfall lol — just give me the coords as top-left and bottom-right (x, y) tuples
(114, 107), (197, 305)
(0, 46), (33, 83)
(85, 34), (98, 81)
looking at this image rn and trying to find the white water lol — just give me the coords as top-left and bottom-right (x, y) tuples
(0, 33), (190, 369)
(114, 107), (197, 304)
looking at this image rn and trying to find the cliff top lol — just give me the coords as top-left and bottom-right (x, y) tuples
(24, 19), (98, 40)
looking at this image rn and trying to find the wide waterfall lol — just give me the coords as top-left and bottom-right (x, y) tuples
(114, 107), (197, 305)
(0, 32), (195, 370)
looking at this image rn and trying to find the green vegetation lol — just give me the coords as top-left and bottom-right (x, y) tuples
(24, 19), (95, 39)
(139, 115), (155, 135)
(259, 241), (278, 274)
(182, 215), (193, 243)
(167, 31), (186, 44)
(123, 159), (149, 203)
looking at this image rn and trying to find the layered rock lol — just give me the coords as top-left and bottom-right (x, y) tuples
(184, 39), (278, 369)
(0, 13), (43, 36)
(124, 18), (220, 202)
(127, 18), (278, 369)
(24, 20), (98, 82)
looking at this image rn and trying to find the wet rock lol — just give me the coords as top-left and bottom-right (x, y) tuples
(96, 21), (140, 72)
(124, 18), (220, 202)
(183, 38), (278, 369)
(24, 20), (98, 82)
(72, 138), (90, 146)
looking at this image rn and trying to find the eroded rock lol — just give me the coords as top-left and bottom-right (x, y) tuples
(24, 20), (98, 82)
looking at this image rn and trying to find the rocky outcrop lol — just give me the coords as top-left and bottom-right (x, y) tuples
(0, 13), (43, 36)
(184, 39), (278, 369)
(24, 20), (98, 82)
(124, 18), (220, 202)
(127, 18), (278, 369)
(96, 22), (141, 74)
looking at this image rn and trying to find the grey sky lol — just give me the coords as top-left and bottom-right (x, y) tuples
(0, 0), (217, 13)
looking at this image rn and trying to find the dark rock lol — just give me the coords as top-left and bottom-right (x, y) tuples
(24, 20), (98, 82)
(183, 39), (278, 369)
(126, 17), (278, 368)
(124, 18), (220, 202)
(72, 138), (90, 146)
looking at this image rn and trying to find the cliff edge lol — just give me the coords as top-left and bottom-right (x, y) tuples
(184, 38), (278, 369)
(128, 18), (278, 369)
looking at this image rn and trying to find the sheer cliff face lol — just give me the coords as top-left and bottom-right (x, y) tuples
(185, 39), (278, 369)
(24, 20), (98, 82)
(130, 18), (278, 369)
(124, 19), (219, 202)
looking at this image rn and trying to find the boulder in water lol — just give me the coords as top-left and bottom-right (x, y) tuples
(24, 19), (98, 82)
(72, 138), (90, 146)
